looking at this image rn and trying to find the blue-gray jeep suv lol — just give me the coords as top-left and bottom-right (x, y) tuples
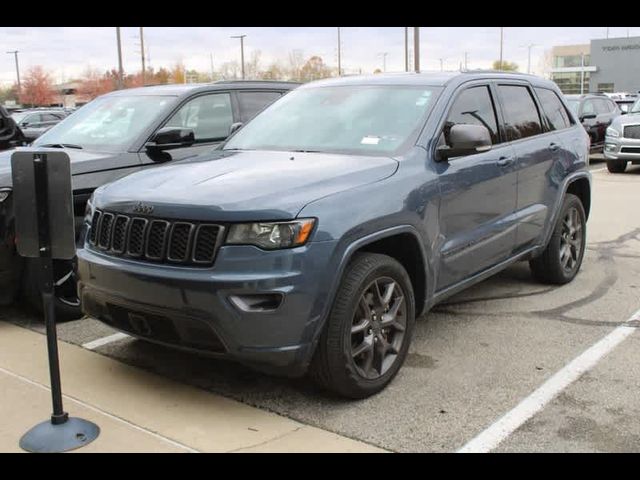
(77, 72), (591, 398)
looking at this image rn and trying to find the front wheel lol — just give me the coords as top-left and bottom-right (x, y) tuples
(606, 159), (627, 173)
(21, 258), (83, 321)
(529, 193), (586, 285)
(310, 252), (415, 399)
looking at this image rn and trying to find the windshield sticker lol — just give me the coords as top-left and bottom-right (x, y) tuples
(361, 136), (381, 145)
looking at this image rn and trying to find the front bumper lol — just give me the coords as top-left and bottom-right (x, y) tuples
(76, 240), (338, 376)
(604, 135), (640, 161)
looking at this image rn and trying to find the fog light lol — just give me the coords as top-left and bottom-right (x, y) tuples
(229, 294), (283, 312)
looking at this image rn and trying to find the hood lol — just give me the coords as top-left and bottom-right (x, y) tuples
(0, 147), (128, 188)
(612, 111), (640, 129)
(95, 150), (399, 221)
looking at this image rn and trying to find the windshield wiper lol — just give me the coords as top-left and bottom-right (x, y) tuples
(290, 149), (322, 153)
(39, 143), (83, 149)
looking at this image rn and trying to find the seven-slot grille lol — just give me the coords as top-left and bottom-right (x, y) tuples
(88, 209), (224, 267)
(623, 125), (640, 139)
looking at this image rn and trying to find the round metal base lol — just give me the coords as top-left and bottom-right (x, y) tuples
(20, 417), (100, 453)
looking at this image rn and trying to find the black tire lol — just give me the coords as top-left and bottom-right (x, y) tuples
(21, 258), (83, 322)
(310, 252), (415, 399)
(606, 160), (627, 173)
(529, 193), (586, 285)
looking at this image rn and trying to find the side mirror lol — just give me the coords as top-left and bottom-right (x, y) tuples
(436, 124), (492, 160)
(229, 122), (243, 135)
(580, 113), (597, 121)
(146, 127), (195, 151)
(21, 122), (29, 128)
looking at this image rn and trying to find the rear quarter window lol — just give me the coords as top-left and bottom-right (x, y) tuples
(534, 88), (574, 131)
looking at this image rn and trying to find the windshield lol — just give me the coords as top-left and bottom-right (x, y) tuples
(224, 85), (442, 156)
(34, 95), (175, 152)
(11, 112), (28, 123)
(631, 97), (640, 114)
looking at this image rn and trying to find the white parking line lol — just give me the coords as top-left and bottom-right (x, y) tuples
(458, 308), (640, 453)
(82, 332), (130, 350)
(590, 167), (608, 173)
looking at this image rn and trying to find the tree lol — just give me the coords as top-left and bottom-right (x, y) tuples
(170, 62), (186, 84)
(154, 67), (171, 85)
(492, 60), (519, 72)
(0, 84), (19, 104)
(299, 56), (333, 82)
(287, 50), (305, 81)
(219, 61), (240, 80)
(373, 68), (382, 74)
(260, 62), (285, 81)
(245, 50), (262, 80)
(19, 66), (56, 106)
(76, 67), (117, 100)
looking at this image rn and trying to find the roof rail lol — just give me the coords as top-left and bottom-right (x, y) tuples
(212, 79), (301, 85)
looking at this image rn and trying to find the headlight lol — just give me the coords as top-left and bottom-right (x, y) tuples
(606, 126), (620, 138)
(226, 219), (316, 250)
(0, 188), (11, 204)
(83, 193), (95, 224)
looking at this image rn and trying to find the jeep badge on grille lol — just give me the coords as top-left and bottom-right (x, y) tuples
(132, 202), (154, 215)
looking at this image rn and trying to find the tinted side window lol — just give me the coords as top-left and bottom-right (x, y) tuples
(443, 86), (499, 145)
(237, 91), (283, 123)
(42, 113), (61, 122)
(497, 85), (543, 141)
(534, 88), (572, 131)
(165, 93), (233, 142)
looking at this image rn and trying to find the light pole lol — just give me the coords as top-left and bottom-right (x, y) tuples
(464, 51), (469, 70)
(439, 58), (445, 71)
(521, 43), (538, 74)
(499, 27), (504, 68)
(231, 34), (246, 80)
(378, 52), (389, 72)
(580, 53), (585, 95)
(413, 27), (420, 72)
(337, 27), (342, 76)
(404, 27), (409, 72)
(140, 27), (146, 85)
(116, 27), (124, 89)
(6, 50), (20, 95)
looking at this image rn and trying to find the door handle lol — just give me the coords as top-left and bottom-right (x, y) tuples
(549, 142), (560, 152)
(497, 156), (514, 167)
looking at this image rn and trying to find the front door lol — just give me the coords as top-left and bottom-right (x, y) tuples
(435, 84), (518, 291)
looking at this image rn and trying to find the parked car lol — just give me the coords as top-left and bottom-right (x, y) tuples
(604, 96), (640, 173)
(11, 109), (69, 142)
(614, 98), (637, 115)
(77, 72), (591, 398)
(0, 80), (299, 318)
(564, 93), (621, 152)
(0, 105), (27, 151)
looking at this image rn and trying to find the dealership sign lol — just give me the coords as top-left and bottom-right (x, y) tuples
(602, 44), (640, 52)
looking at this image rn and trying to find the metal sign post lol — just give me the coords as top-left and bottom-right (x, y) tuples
(11, 150), (99, 453)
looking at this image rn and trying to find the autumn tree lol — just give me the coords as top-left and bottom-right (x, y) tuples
(154, 67), (171, 84)
(299, 56), (333, 82)
(260, 62), (286, 80)
(492, 60), (519, 72)
(219, 61), (240, 80)
(77, 67), (117, 99)
(170, 62), (186, 84)
(19, 66), (56, 106)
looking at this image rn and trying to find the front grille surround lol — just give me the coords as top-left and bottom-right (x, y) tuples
(88, 209), (224, 267)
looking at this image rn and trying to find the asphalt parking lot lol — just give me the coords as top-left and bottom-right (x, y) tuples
(2, 158), (639, 453)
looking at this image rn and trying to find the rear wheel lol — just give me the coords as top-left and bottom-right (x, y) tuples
(22, 258), (83, 321)
(310, 253), (415, 399)
(530, 193), (586, 285)
(606, 159), (627, 173)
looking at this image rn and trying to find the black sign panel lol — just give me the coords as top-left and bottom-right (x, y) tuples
(11, 150), (75, 259)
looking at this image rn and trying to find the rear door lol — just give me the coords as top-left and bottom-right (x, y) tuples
(435, 83), (518, 290)
(495, 83), (562, 252)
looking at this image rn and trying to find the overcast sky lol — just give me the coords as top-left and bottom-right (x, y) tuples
(1, 26), (637, 86)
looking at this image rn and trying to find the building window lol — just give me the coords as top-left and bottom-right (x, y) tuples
(553, 54), (590, 68)
(551, 72), (591, 94)
(597, 83), (615, 93)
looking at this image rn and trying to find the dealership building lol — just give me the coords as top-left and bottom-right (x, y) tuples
(550, 36), (640, 94)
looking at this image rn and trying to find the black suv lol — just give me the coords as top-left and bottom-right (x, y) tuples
(0, 80), (298, 318)
(564, 93), (621, 152)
